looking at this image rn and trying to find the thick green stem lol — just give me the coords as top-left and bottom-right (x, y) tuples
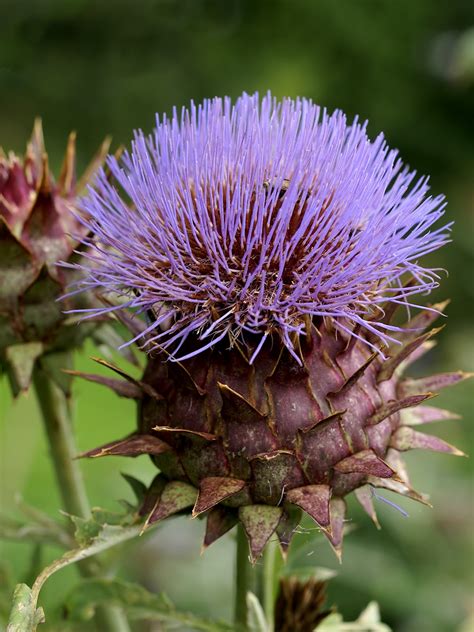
(33, 366), (90, 519)
(234, 525), (257, 629)
(32, 359), (131, 632)
(262, 538), (278, 629)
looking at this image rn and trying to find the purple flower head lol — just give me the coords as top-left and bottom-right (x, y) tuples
(69, 92), (450, 362)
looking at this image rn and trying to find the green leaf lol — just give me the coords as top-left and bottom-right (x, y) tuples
(246, 592), (269, 632)
(70, 506), (135, 547)
(69, 515), (102, 547)
(356, 602), (390, 627)
(6, 584), (44, 632)
(64, 578), (235, 631)
(120, 473), (147, 506)
(6, 505), (226, 631)
(6, 519), (146, 630)
(316, 601), (392, 631)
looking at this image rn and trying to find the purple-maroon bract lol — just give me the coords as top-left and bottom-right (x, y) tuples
(69, 92), (449, 361)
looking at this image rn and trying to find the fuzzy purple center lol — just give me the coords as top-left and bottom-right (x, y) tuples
(69, 92), (449, 361)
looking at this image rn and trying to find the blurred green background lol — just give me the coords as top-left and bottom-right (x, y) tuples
(1, 1), (473, 630)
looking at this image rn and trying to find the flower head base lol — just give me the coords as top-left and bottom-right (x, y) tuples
(75, 93), (449, 361)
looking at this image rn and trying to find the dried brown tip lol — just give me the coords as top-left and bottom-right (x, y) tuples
(275, 576), (331, 632)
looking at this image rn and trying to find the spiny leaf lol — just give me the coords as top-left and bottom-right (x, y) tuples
(64, 578), (235, 631)
(70, 506), (135, 547)
(7, 519), (149, 630)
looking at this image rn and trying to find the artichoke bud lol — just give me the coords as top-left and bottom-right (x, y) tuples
(73, 94), (471, 562)
(0, 120), (110, 394)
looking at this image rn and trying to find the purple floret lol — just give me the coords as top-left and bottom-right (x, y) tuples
(67, 92), (450, 361)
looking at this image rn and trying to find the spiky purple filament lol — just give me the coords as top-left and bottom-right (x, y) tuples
(67, 92), (450, 361)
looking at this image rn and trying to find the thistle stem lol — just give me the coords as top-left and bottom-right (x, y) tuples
(234, 525), (257, 629)
(32, 365), (90, 519)
(32, 358), (131, 632)
(262, 538), (278, 629)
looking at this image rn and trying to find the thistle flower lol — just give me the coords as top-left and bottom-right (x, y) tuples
(73, 93), (449, 360)
(0, 121), (110, 394)
(74, 93), (470, 561)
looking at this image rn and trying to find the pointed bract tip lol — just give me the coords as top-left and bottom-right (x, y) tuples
(402, 405), (461, 425)
(144, 481), (197, 527)
(76, 134), (112, 193)
(432, 298), (451, 313)
(239, 505), (282, 563)
(58, 131), (77, 195)
(368, 476), (433, 508)
(324, 498), (346, 562)
(335, 449), (396, 479)
(354, 486), (381, 529)
(368, 392), (435, 426)
(38, 153), (52, 193)
(192, 477), (246, 517)
(62, 368), (143, 399)
(78, 434), (171, 459)
(390, 426), (466, 457)
(202, 507), (239, 549)
(31, 118), (45, 151)
(400, 371), (474, 398)
(285, 485), (331, 531)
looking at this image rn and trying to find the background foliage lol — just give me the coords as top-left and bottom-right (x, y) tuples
(1, 1), (473, 630)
